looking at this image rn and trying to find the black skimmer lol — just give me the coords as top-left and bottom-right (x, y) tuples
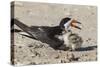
(11, 17), (82, 50)
(59, 17), (81, 33)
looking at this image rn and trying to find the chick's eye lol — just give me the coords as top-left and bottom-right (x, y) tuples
(74, 38), (78, 40)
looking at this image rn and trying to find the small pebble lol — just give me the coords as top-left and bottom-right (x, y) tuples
(28, 45), (33, 48)
(61, 60), (67, 63)
(18, 46), (22, 48)
(54, 55), (60, 59)
(29, 62), (36, 65)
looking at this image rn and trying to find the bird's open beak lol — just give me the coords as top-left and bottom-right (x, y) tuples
(70, 20), (81, 30)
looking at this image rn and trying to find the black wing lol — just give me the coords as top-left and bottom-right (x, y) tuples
(11, 18), (64, 49)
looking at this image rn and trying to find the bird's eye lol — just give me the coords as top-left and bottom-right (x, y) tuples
(68, 30), (71, 32)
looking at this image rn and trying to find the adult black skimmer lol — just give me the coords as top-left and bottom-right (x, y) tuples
(59, 17), (81, 33)
(11, 17), (82, 50)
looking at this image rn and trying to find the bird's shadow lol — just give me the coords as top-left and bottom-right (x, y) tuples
(75, 45), (97, 51)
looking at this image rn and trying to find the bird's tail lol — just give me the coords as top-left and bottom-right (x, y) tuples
(11, 18), (38, 39)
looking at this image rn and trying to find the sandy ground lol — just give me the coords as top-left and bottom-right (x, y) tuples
(11, 1), (97, 65)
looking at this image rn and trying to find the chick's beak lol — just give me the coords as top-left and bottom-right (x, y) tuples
(71, 20), (81, 30)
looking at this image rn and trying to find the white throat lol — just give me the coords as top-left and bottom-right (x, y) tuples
(64, 18), (73, 30)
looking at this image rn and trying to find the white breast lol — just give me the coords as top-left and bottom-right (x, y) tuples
(63, 32), (71, 47)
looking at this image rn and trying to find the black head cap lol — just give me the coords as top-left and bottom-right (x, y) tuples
(59, 17), (71, 30)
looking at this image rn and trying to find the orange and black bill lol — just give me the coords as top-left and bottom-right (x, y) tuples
(71, 20), (82, 30)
